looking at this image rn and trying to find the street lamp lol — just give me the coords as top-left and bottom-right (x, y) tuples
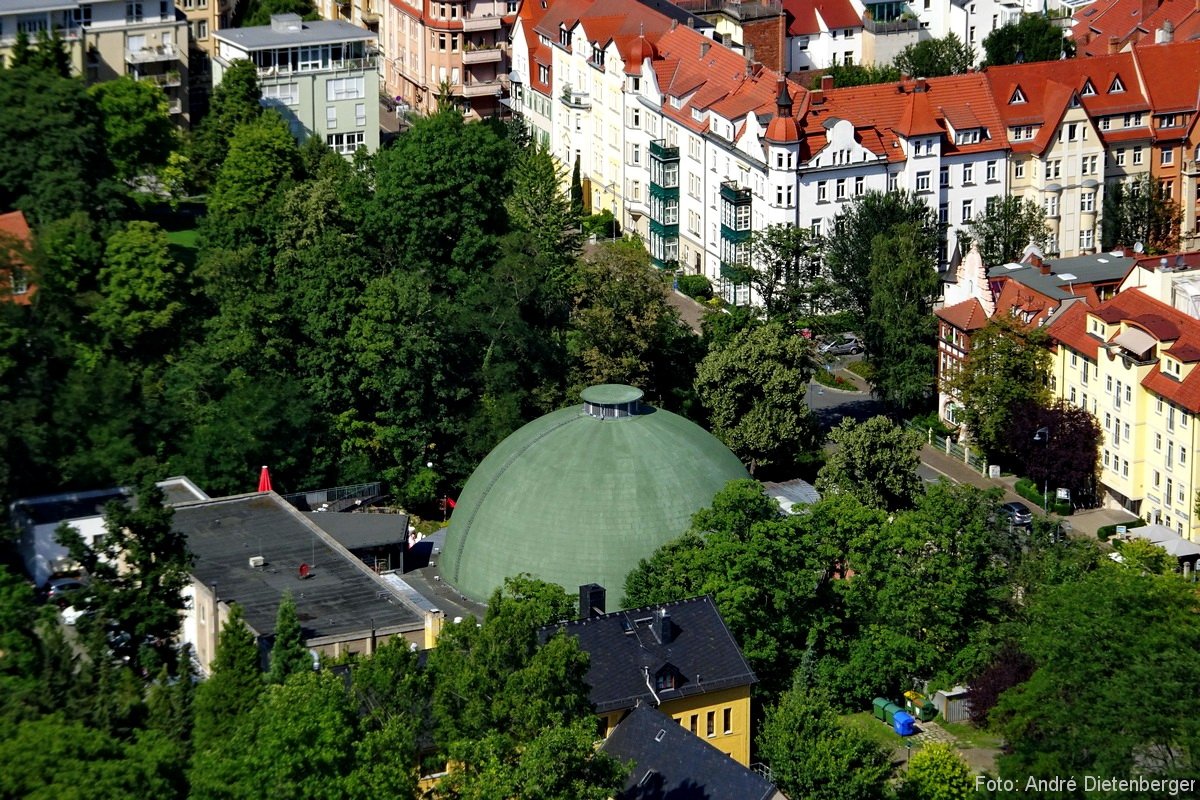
(1034, 427), (1050, 511)
(611, 198), (617, 242)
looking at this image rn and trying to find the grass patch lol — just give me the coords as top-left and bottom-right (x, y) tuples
(845, 359), (875, 381)
(938, 720), (1003, 750)
(166, 228), (200, 271)
(839, 712), (925, 753)
(814, 369), (858, 390)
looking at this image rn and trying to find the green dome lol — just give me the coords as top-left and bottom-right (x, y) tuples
(442, 387), (749, 606)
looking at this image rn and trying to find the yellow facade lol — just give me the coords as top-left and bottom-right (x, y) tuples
(596, 684), (753, 766)
(1051, 303), (1200, 539)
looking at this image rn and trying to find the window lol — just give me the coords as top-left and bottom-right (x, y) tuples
(775, 184), (794, 206)
(72, 4), (93, 26)
(961, 199), (973, 222)
(1123, 459), (1129, 478)
(811, 218), (823, 236)
(354, 103), (366, 127)
(126, 1), (143, 21)
(689, 715), (697, 734)
(630, 143), (641, 165)
(835, 178), (846, 200)
(940, 166), (949, 188)
(326, 131), (365, 155)
(538, 65), (549, 83)
(1155, 470), (1161, 487)
(1045, 195), (1059, 217)
(1156, 433), (1163, 451)
(1110, 75), (1125, 93)
(1081, 191), (1095, 213)
(1081, 155), (1098, 175)
(1115, 148), (1126, 167)
(688, 173), (701, 199)
(1167, 478), (1174, 502)
(327, 76), (366, 101)
(986, 160), (997, 182)
(326, 106), (338, 129)
(261, 82), (300, 107)
(1014, 161), (1025, 179)
(1123, 422), (1130, 440)
(195, 19), (208, 39)
(1133, 147), (1143, 166)
(913, 139), (923, 157)
(817, 181), (828, 202)
(855, 175), (864, 196)
(655, 670), (676, 691)
(1162, 148), (1174, 166)
(688, 137), (700, 160)
(963, 163), (974, 184)
(723, 708), (732, 734)
(888, 172), (898, 191)
(1182, 447), (1188, 465)
(916, 171), (931, 192)
(706, 711), (715, 737)
(687, 210), (700, 235)
(1010, 87), (1026, 104)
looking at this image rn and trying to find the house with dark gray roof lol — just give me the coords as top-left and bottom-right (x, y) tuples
(545, 591), (757, 766)
(174, 492), (438, 675)
(601, 705), (784, 800)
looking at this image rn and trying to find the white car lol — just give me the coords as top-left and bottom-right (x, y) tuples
(60, 605), (89, 626)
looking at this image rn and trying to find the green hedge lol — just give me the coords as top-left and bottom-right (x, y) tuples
(676, 274), (713, 300)
(911, 411), (954, 438)
(797, 311), (857, 337)
(1097, 518), (1146, 542)
(1014, 478), (1072, 515)
(813, 369), (856, 390)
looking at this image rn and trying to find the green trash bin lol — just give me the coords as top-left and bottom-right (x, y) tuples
(872, 698), (890, 722)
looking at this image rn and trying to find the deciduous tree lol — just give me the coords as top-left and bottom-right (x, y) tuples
(960, 196), (1051, 266)
(1101, 174), (1181, 254)
(695, 322), (820, 475)
(816, 416), (924, 511)
(893, 33), (975, 78)
(896, 743), (974, 800)
(88, 77), (176, 183)
(983, 14), (1072, 66)
(743, 223), (831, 319)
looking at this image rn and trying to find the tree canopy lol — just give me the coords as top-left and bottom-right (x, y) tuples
(816, 416), (925, 511)
(983, 14), (1072, 66)
(893, 33), (975, 78)
(961, 196), (1051, 266)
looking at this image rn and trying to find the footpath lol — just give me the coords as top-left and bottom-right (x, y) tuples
(827, 365), (1133, 541)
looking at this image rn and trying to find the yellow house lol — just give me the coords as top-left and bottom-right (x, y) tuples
(554, 593), (757, 766)
(1046, 283), (1200, 539)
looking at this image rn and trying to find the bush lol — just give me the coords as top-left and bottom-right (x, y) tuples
(676, 274), (712, 300)
(1015, 478), (1074, 516)
(1097, 517), (1146, 542)
(911, 411), (954, 438)
(845, 359), (876, 381)
(813, 368), (856, 390)
(796, 311), (857, 337)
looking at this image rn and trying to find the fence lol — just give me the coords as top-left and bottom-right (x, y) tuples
(906, 421), (987, 474)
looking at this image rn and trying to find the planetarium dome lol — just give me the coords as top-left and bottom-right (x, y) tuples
(441, 385), (749, 606)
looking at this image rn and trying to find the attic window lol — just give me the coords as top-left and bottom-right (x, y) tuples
(1109, 75), (1125, 93)
(590, 44), (605, 67)
(655, 666), (678, 691)
(654, 729), (666, 742)
(1081, 80), (1096, 96)
(670, 95), (682, 109)
(559, 25), (570, 47)
(1069, 93), (1080, 108)
(1010, 86), (1026, 104)
(955, 129), (980, 145)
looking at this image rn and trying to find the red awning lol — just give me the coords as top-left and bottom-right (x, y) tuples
(258, 465), (272, 493)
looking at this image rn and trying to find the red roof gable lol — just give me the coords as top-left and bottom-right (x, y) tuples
(0, 210), (33, 306)
(936, 298), (989, 332)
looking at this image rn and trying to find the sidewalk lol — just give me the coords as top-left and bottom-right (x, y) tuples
(919, 445), (1133, 540)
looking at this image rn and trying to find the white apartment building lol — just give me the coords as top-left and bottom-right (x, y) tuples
(213, 14), (380, 155)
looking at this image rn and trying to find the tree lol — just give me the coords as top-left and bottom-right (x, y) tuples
(0, 66), (114, 224)
(965, 641), (1034, 726)
(757, 687), (891, 800)
(1010, 399), (1102, 508)
(1101, 174), (1182, 254)
(817, 416), (924, 511)
(960, 196), (1051, 266)
(695, 322), (820, 475)
(570, 155), (584, 215)
(896, 743), (974, 800)
(58, 482), (192, 676)
(88, 77), (176, 183)
(1115, 538), (1174, 575)
(983, 14), (1072, 66)
(192, 604), (262, 749)
(945, 316), (1051, 464)
(742, 223), (830, 319)
(568, 240), (697, 403)
(91, 221), (188, 355)
(204, 111), (300, 249)
(893, 33), (975, 78)
(866, 222), (941, 412)
(993, 567), (1200, 782)
(826, 190), (938, 326)
(823, 63), (902, 88)
(241, 0), (317, 26)
(266, 592), (313, 685)
(188, 59), (262, 192)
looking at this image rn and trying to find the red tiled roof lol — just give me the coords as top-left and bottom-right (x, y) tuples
(782, 0), (861, 36)
(1132, 39), (1200, 115)
(0, 210), (33, 306)
(936, 298), (989, 332)
(1046, 302), (1102, 358)
(894, 85), (942, 137)
(1074, 0), (1200, 57)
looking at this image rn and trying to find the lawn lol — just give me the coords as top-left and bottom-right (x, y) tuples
(938, 720), (1003, 750)
(165, 227), (200, 270)
(839, 712), (926, 754)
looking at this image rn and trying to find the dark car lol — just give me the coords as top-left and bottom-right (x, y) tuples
(820, 334), (862, 356)
(998, 501), (1034, 528)
(45, 576), (87, 607)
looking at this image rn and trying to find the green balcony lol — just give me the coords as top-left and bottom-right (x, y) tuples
(720, 180), (751, 204)
(720, 225), (751, 243)
(650, 139), (679, 161)
(649, 219), (679, 237)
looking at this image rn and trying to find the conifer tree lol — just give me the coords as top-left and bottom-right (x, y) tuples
(266, 591), (312, 685)
(192, 604), (261, 748)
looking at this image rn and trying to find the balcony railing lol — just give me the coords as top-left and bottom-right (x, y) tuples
(140, 71), (182, 88)
(720, 180), (751, 204)
(1184, 160), (1200, 175)
(461, 78), (502, 97)
(462, 46), (502, 64)
(560, 86), (591, 108)
(462, 14), (501, 31)
(126, 44), (181, 64)
(650, 139), (679, 160)
(863, 16), (920, 33)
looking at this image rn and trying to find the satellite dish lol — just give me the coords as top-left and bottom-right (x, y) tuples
(299, 562), (311, 579)
(1134, 242), (1145, 254)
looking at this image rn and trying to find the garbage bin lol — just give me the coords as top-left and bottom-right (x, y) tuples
(893, 711), (916, 736)
(872, 697), (889, 721)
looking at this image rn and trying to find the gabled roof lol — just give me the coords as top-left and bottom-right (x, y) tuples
(894, 85), (942, 137)
(547, 595), (756, 714)
(1073, 0), (1200, 57)
(1131, 40), (1200, 119)
(600, 706), (778, 800)
(782, 0), (862, 35)
(936, 298), (989, 332)
(0, 209), (33, 305)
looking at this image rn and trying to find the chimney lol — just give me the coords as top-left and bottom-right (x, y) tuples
(579, 583), (606, 619)
(1157, 19), (1175, 43)
(745, 43), (755, 63)
(821, 74), (834, 93)
(671, 19), (677, 30)
(687, 16), (694, 27)
(653, 608), (674, 644)
(1108, 36), (1120, 55)
(700, 40), (710, 58)
(1028, 252), (1043, 269)
(1039, 261), (1052, 275)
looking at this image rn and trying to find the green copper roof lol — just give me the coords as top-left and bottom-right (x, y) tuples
(580, 384), (644, 404)
(442, 399), (749, 607)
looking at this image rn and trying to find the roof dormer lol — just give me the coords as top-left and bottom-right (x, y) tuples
(1081, 79), (1096, 97)
(1009, 85), (1027, 104)
(1108, 74), (1125, 94)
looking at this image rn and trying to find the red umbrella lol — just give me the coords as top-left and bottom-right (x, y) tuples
(258, 465), (272, 493)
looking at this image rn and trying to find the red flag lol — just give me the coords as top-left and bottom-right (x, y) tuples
(446, 497), (457, 509)
(257, 466), (272, 493)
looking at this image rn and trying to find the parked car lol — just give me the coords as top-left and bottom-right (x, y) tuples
(820, 334), (862, 356)
(998, 501), (1033, 528)
(60, 605), (90, 626)
(45, 576), (87, 607)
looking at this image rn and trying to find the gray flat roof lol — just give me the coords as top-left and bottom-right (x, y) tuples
(214, 19), (375, 50)
(173, 493), (422, 641)
(305, 511), (409, 550)
(0, 0), (78, 14)
(990, 252), (1136, 300)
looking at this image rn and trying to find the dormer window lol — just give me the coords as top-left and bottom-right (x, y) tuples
(590, 44), (605, 68)
(655, 665), (679, 691)
(1010, 86), (1026, 104)
(559, 25), (570, 47)
(1109, 75), (1125, 93)
(954, 129), (980, 145)
(1081, 79), (1096, 96)
(1069, 93), (1080, 108)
